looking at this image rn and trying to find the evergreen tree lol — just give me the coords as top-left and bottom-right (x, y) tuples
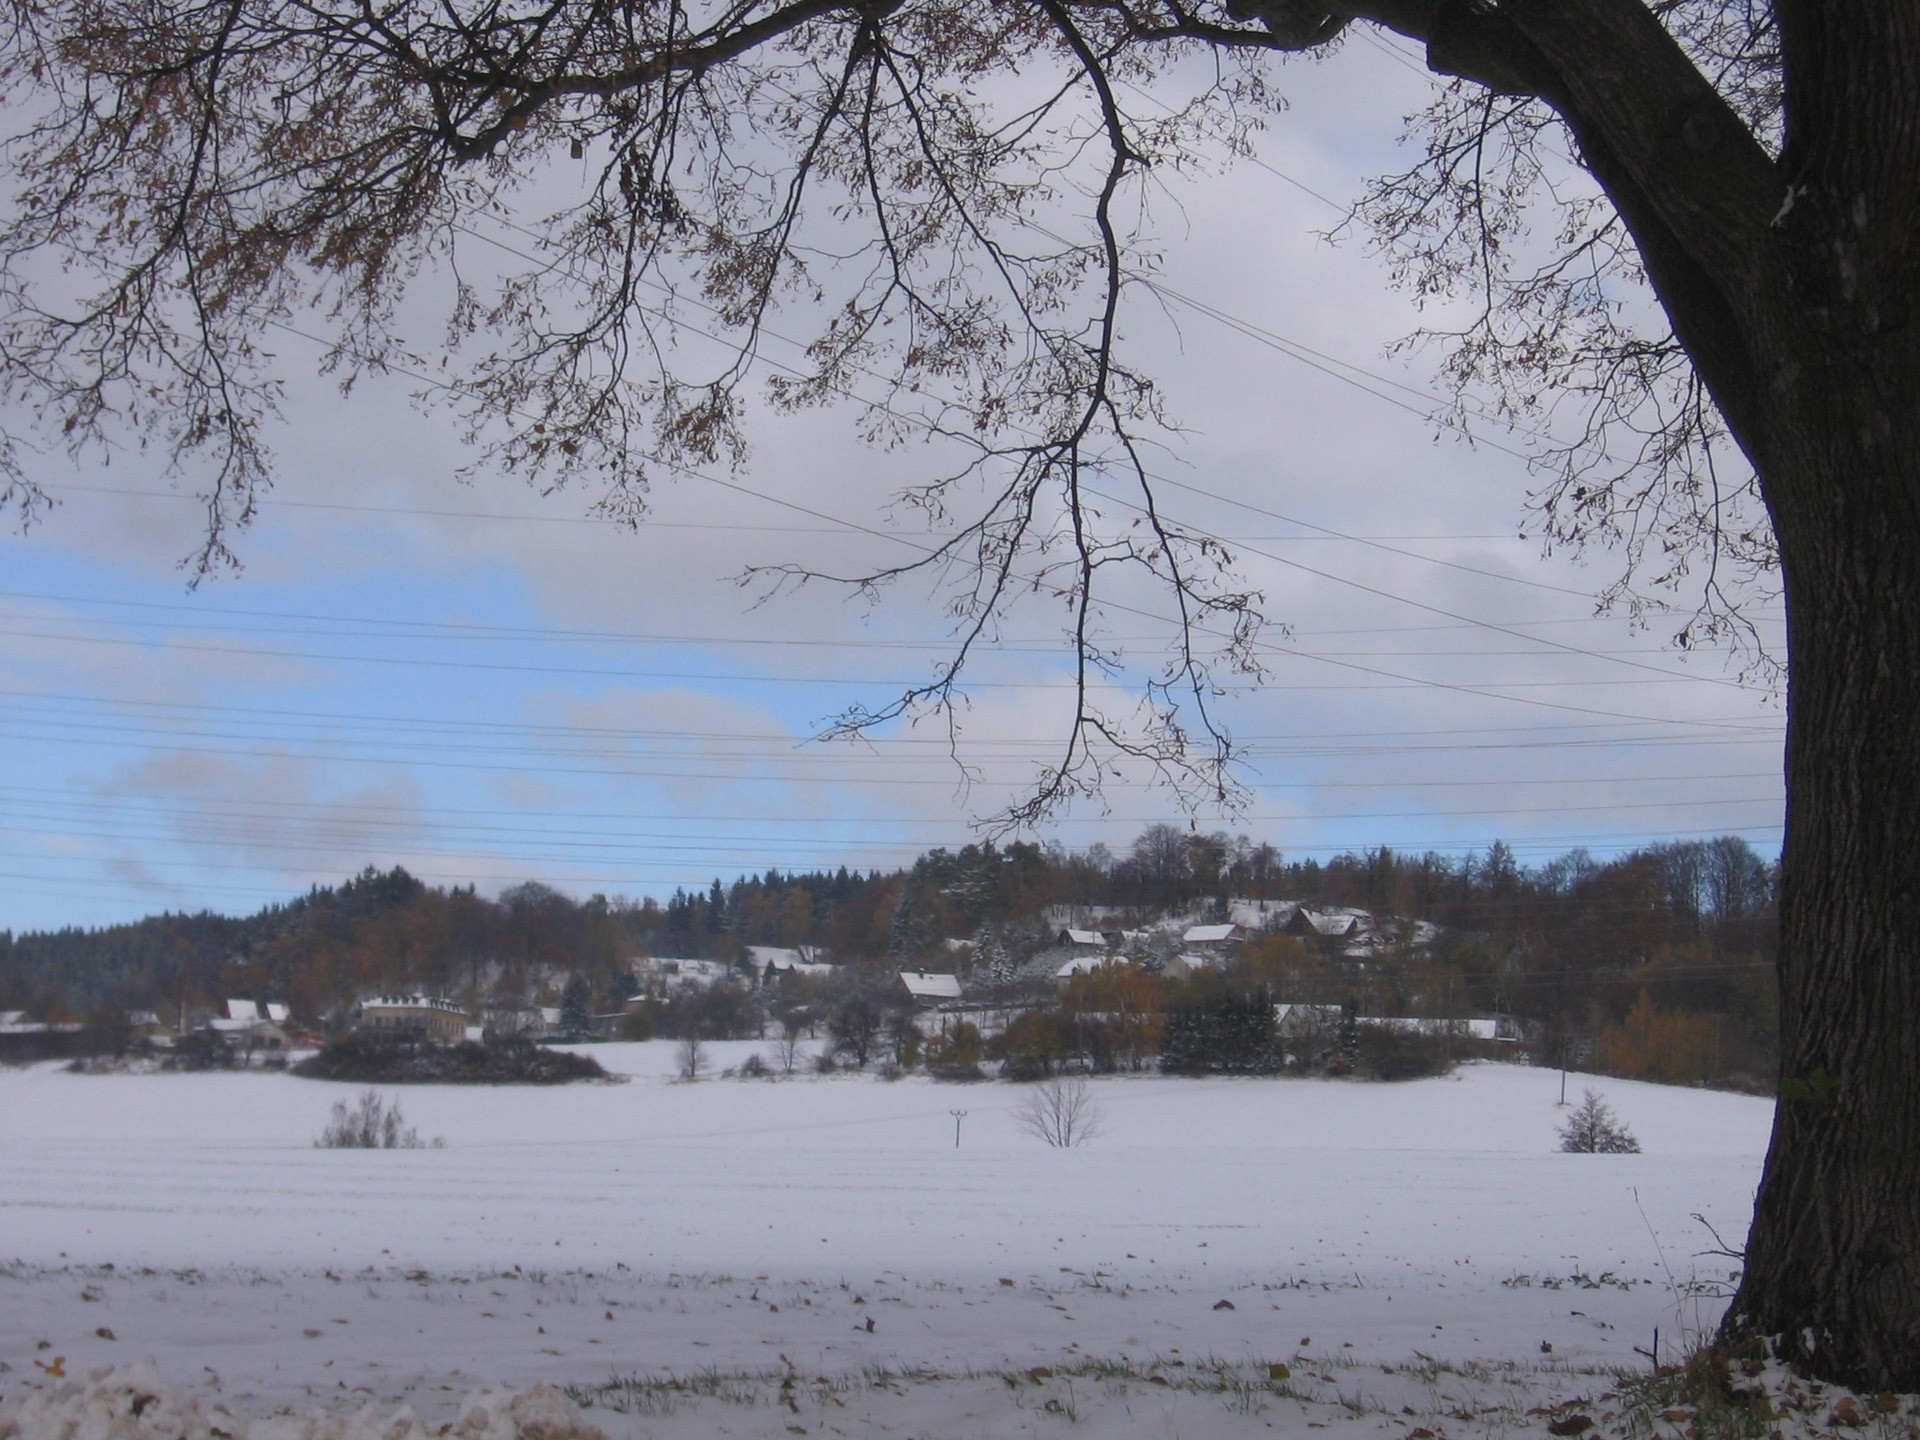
(556, 972), (595, 1043)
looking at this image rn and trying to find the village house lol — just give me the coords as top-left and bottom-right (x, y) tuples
(1054, 951), (1116, 983)
(1054, 927), (1111, 954)
(207, 999), (290, 1052)
(897, 969), (963, 1008)
(745, 945), (834, 987)
(630, 956), (734, 995)
(1282, 908), (1364, 941)
(1356, 1015), (1522, 1043)
(355, 994), (467, 1044)
(1180, 922), (1246, 952)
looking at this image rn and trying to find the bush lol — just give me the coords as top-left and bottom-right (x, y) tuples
(828, 995), (883, 1067)
(1559, 1089), (1642, 1153)
(293, 1035), (607, 1084)
(1596, 992), (1723, 1087)
(991, 1010), (1070, 1081)
(617, 1010), (654, 1042)
(738, 1052), (770, 1078)
(1350, 1026), (1457, 1081)
(316, 1090), (442, 1148)
(925, 1020), (984, 1080)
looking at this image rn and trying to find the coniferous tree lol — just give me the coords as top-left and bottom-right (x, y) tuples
(556, 973), (595, 1043)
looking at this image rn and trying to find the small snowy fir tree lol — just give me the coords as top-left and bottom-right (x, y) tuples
(1558, 1089), (1642, 1153)
(556, 972), (594, 1042)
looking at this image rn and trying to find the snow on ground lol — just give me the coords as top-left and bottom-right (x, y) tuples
(0, 1051), (1776, 1438)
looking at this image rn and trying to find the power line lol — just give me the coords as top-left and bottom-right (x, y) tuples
(457, 211), (1768, 697)
(0, 688), (1780, 749)
(0, 587), (1768, 660)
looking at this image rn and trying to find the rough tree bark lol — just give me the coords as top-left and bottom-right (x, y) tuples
(1259, 0), (1920, 1388)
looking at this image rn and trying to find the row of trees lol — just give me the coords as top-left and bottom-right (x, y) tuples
(0, 831), (1776, 1085)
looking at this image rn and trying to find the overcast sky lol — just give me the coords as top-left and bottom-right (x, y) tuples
(0, 36), (1786, 934)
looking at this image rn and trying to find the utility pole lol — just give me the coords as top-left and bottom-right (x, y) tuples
(950, 1109), (967, 1148)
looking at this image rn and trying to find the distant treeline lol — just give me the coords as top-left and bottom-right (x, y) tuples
(0, 828), (1777, 1086)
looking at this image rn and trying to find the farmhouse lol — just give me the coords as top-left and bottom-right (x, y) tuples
(898, 970), (963, 1007)
(1054, 952), (1115, 982)
(746, 945), (834, 986)
(354, 994), (466, 1044)
(633, 956), (733, 994)
(1283, 908), (1367, 941)
(1181, 923), (1245, 952)
(1054, 928), (1110, 953)
(208, 999), (290, 1051)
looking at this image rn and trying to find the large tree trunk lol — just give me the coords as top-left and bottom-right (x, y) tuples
(1370, 0), (1920, 1388)
(1720, 339), (1920, 1391)
(1711, 2), (1920, 1390)
(1441, 0), (1920, 1388)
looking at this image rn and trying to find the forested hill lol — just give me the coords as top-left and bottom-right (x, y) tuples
(1, 831), (1776, 1082)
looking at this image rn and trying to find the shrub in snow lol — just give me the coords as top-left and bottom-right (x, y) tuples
(1015, 1075), (1103, 1147)
(924, 1020), (985, 1081)
(316, 1090), (441, 1149)
(1558, 1089), (1642, 1153)
(1350, 1026), (1457, 1082)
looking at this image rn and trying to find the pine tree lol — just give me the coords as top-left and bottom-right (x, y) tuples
(1558, 1090), (1641, 1154)
(556, 972), (594, 1043)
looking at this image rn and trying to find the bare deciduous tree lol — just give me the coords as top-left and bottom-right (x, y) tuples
(677, 1031), (706, 1083)
(1015, 1075), (1103, 1148)
(1, 0), (1917, 1387)
(776, 1010), (806, 1076)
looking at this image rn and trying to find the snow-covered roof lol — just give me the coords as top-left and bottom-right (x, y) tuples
(1165, 951), (1218, 974)
(1055, 954), (1111, 978)
(899, 970), (963, 1001)
(362, 994), (464, 1014)
(1295, 910), (1358, 938)
(1182, 923), (1241, 944)
(1060, 928), (1107, 947)
(210, 1016), (284, 1034)
(1230, 898), (1299, 928)
(1358, 1016), (1504, 1041)
(1274, 1002), (1343, 1030)
(746, 944), (818, 967)
(266, 1003), (290, 1024)
(747, 946), (832, 974)
(226, 999), (260, 1022)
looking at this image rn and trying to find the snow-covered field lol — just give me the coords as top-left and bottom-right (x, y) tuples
(0, 1050), (1780, 1438)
